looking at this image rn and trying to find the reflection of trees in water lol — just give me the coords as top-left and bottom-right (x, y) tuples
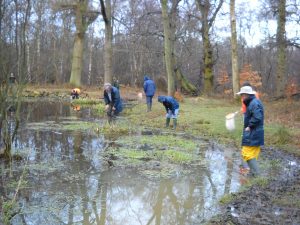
(144, 173), (214, 225)
(144, 144), (236, 225)
(19, 101), (71, 122)
(3, 101), (239, 225)
(8, 128), (100, 224)
(60, 145), (234, 224)
(224, 150), (235, 195)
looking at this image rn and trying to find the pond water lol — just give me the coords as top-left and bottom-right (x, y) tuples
(1, 99), (244, 225)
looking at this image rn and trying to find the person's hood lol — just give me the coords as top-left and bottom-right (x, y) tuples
(144, 76), (150, 81)
(158, 96), (166, 103)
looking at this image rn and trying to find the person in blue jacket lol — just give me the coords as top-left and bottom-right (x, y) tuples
(143, 75), (156, 112)
(158, 96), (179, 129)
(236, 85), (264, 177)
(103, 83), (123, 123)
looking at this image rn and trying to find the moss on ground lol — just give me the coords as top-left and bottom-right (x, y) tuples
(127, 97), (300, 155)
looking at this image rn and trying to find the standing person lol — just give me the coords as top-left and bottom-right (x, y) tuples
(103, 83), (123, 124)
(143, 75), (156, 112)
(239, 82), (260, 173)
(236, 85), (264, 177)
(158, 96), (179, 129)
(9, 73), (17, 84)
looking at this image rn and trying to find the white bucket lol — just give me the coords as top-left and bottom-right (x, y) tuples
(225, 112), (238, 131)
(137, 92), (143, 103)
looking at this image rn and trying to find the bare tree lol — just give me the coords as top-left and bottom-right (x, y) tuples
(275, 0), (287, 98)
(195, 0), (224, 95)
(160, 0), (177, 96)
(55, 0), (99, 86)
(100, 0), (113, 84)
(230, 0), (239, 97)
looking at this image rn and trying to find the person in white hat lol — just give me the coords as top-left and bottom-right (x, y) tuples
(236, 85), (264, 177)
(239, 82), (260, 173)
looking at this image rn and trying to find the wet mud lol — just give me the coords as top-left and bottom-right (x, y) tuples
(209, 147), (300, 225)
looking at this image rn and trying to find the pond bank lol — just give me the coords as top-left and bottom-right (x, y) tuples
(208, 147), (300, 225)
(10, 86), (300, 224)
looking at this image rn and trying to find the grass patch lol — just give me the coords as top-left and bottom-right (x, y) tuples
(109, 146), (197, 165)
(122, 149), (149, 159)
(128, 98), (244, 145)
(99, 122), (131, 138)
(126, 97), (300, 155)
(164, 150), (194, 163)
(239, 176), (270, 191)
(91, 103), (105, 114)
(61, 121), (97, 131)
(2, 200), (18, 225)
(273, 126), (292, 145)
(72, 98), (100, 105)
(219, 193), (237, 205)
(117, 135), (198, 152)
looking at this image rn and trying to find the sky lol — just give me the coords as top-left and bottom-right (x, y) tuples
(214, 0), (277, 47)
(91, 0), (297, 47)
(219, 0), (298, 47)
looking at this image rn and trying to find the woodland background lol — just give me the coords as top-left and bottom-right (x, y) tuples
(0, 0), (299, 98)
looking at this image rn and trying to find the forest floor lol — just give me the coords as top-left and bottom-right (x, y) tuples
(24, 84), (300, 224)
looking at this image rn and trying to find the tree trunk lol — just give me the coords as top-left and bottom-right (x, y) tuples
(275, 0), (286, 98)
(196, 0), (224, 95)
(100, 0), (113, 84)
(35, 1), (42, 84)
(70, 33), (84, 86)
(161, 0), (175, 96)
(230, 0), (239, 98)
(69, 1), (89, 87)
(202, 23), (213, 94)
(176, 69), (197, 94)
(88, 26), (94, 86)
(104, 18), (112, 84)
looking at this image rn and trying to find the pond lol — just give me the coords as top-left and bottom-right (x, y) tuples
(1, 99), (244, 225)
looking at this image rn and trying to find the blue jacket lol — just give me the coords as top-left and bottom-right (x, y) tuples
(242, 95), (264, 146)
(143, 76), (156, 97)
(104, 86), (123, 114)
(158, 96), (179, 114)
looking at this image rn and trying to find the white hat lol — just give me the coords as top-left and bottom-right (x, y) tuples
(104, 83), (112, 88)
(236, 86), (256, 95)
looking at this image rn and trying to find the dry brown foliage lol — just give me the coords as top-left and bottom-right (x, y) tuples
(217, 66), (230, 85)
(174, 91), (184, 102)
(239, 64), (262, 90)
(216, 65), (232, 96)
(285, 78), (299, 102)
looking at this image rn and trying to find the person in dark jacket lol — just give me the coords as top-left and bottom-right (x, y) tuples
(9, 73), (17, 84)
(103, 83), (123, 124)
(236, 85), (264, 177)
(158, 96), (179, 129)
(71, 88), (80, 99)
(143, 75), (156, 112)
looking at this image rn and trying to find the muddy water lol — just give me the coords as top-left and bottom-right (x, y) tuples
(2, 100), (243, 225)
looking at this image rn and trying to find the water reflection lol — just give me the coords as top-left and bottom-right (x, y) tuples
(0, 100), (242, 225)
